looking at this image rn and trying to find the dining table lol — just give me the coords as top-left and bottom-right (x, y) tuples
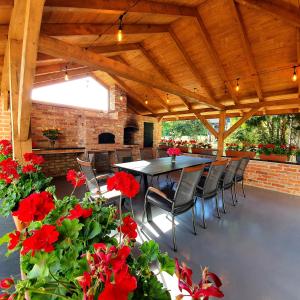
(114, 155), (213, 220)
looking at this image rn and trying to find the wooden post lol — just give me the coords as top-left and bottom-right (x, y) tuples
(217, 111), (226, 159)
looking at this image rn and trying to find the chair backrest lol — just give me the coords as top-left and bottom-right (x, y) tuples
(140, 148), (154, 160)
(236, 157), (250, 178)
(173, 165), (204, 208)
(93, 151), (111, 174)
(77, 158), (100, 193)
(157, 148), (168, 158)
(116, 149), (133, 163)
(202, 160), (228, 197)
(222, 158), (242, 186)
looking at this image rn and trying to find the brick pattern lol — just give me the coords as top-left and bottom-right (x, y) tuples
(244, 160), (300, 196)
(0, 108), (11, 140)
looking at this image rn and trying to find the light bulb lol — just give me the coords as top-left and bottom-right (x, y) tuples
(167, 99), (170, 103)
(292, 67), (297, 82)
(235, 84), (239, 92)
(117, 29), (123, 42)
(145, 100), (148, 105)
(120, 95), (124, 101)
(64, 72), (69, 81)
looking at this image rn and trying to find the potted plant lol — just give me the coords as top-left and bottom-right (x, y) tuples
(257, 144), (294, 162)
(192, 142), (213, 155)
(167, 147), (181, 163)
(42, 128), (61, 148)
(296, 148), (300, 164)
(225, 143), (256, 158)
(176, 140), (189, 153)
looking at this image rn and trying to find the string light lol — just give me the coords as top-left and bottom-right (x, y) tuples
(166, 93), (170, 103)
(235, 78), (240, 92)
(64, 66), (69, 81)
(117, 14), (125, 42)
(145, 95), (148, 105)
(292, 66), (297, 82)
(120, 94), (124, 101)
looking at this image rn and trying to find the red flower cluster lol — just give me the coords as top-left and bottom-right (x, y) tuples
(12, 191), (55, 223)
(167, 147), (181, 156)
(0, 158), (19, 184)
(7, 231), (20, 251)
(22, 164), (37, 174)
(0, 140), (12, 156)
(68, 204), (92, 220)
(21, 224), (59, 256)
(118, 215), (137, 240)
(66, 169), (86, 188)
(79, 243), (137, 300)
(0, 278), (14, 290)
(265, 144), (275, 149)
(23, 153), (44, 166)
(107, 172), (140, 198)
(175, 259), (224, 299)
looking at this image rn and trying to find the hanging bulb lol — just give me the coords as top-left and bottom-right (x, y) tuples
(120, 94), (124, 101)
(117, 14), (124, 42)
(64, 66), (69, 81)
(145, 95), (148, 105)
(235, 78), (240, 92)
(292, 66), (297, 82)
(166, 93), (170, 103)
(117, 28), (123, 42)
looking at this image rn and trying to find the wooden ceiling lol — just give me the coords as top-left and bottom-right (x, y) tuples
(1, 0), (300, 120)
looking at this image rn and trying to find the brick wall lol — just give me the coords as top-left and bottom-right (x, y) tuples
(244, 160), (300, 196)
(0, 107), (11, 140)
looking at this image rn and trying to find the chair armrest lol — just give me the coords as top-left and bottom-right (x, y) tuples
(147, 186), (173, 203)
(96, 174), (109, 181)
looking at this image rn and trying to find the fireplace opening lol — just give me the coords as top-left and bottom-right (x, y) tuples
(99, 132), (115, 144)
(124, 118), (139, 145)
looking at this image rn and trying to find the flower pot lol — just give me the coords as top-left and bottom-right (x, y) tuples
(192, 148), (213, 155)
(259, 153), (287, 162)
(12, 215), (29, 231)
(296, 155), (300, 164)
(178, 146), (189, 153)
(158, 145), (168, 150)
(226, 150), (256, 159)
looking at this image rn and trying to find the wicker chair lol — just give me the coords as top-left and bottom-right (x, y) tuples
(143, 165), (204, 251)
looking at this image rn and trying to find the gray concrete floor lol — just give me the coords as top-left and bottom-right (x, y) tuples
(1, 177), (300, 300)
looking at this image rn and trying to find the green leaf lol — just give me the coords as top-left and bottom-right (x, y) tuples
(0, 232), (10, 246)
(140, 240), (159, 262)
(85, 221), (101, 240)
(158, 253), (175, 276)
(27, 261), (49, 279)
(58, 219), (83, 240)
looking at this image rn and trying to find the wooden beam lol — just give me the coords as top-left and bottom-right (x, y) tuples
(217, 112), (226, 158)
(1, 51), (9, 111)
(138, 43), (191, 110)
(168, 27), (216, 102)
(224, 108), (259, 139)
(45, 0), (195, 16)
(195, 12), (239, 105)
(36, 62), (83, 76)
(229, 0), (264, 101)
(194, 113), (218, 137)
(235, 0), (300, 28)
(127, 102), (142, 115)
(90, 43), (140, 54)
(41, 23), (168, 36)
(0, 0), (13, 6)
(39, 35), (224, 110)
(297, 29), (300, 99)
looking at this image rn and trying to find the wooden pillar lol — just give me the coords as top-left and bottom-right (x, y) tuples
(217, 111), (226, 158)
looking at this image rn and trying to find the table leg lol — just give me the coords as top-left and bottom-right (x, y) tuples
(143, 174), (153, 222)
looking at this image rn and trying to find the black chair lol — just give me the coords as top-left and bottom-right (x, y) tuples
(235, 157), (250, 199)
(219, 158), (242, 210)
(140, 148), (154, 160)
(195, 160), (228, 229)
(143, 165), (204, 251)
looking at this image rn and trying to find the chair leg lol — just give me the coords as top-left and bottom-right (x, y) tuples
(221, 188), (226, 213)
(172, 215), (177, 251)
(241, 180), (246, 198)
(215, 194), (220, 219)
(129, 198), (134, 218)
(234, 181), (238, 204)
(201, 197), (207, 229)
(142, 199), (147, 223)
(192, 205), (197, 235)
(231, 186), (236, 206)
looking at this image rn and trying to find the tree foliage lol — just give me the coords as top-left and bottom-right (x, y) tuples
(162, 120), (207, 138)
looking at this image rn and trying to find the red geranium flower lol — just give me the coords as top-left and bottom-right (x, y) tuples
(0, 294), (9, 300)
(21, 224), (59, 256)
(107, 172), (140, 198)
(77, 272), (93, 300)
(0, 158), (19, 182)
(0, 173), (12, 184)
(7, 231), (20, 251)
(118, 215), (137, 240)
(0, 278), (14, 289)
(22, 164), (37, 174)
(167, 147), (181, 156)
(0, 140), (12, 156)
(68, 204), (92, 220)
(23, 153), (44, 166)
(66, 169), (86, 188)
(12, 191), (55, 223)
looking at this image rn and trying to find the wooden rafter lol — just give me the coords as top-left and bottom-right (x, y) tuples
(224, 108), (259, 138)
(194, 113), (218, 137)
(44, 0), (196, 16)
(113, 55), (171, 112)
(138, 44), (191, 110)
(168, 26), (216, 102)
(195, 12), (239, 105)
(217, 111), (226, 158)
(36, 62), (83, 76)
(297, 29), (300, 99)
(90, 43), (140, 54)
(229, 0), (264, 101)
(38, 35), (224, 110)
(235, 0), (300, 28)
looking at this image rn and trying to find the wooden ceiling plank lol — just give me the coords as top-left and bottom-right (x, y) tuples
(44, 0), (196, 16)
(38, 35), (224, 110)
(195, 12), (239, 105)
(297, 29), (300, 99)
(235, 0), (300, 28)
(138, 44), (191, 110)
(168, 26), (217, 103)
(229, 0), (264, 101)
(194, 112), (218, 137)
(224, 108), (259, 138)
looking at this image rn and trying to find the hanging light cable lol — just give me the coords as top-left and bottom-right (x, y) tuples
(235, 78), (240, 92)
(117, 14), (125, 42)
(292, 65), (297, 82)
(64, 66), (69, 81)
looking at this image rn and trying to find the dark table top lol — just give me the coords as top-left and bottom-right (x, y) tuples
(114, 156), (212, 176)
